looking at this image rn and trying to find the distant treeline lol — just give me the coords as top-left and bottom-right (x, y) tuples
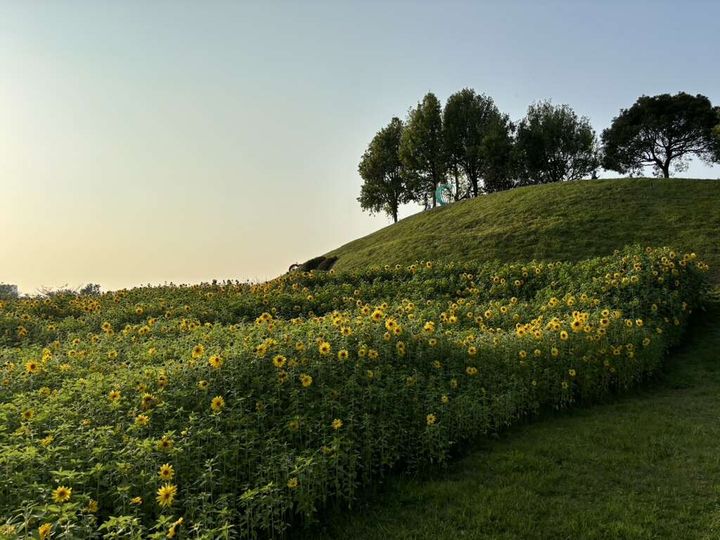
(358, 90), (720, 222)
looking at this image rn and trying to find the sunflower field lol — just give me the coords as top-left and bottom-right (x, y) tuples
(0, 246), (709, 539)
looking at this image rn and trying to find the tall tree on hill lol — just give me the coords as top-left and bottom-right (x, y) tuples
(514, 101), (599, 184)
(443, 89), (514, 196)
(357, 117), (409, 223)
(481, 116), (516, 192)
(602, 93), (720, 178)
(400, 92), (446, 208)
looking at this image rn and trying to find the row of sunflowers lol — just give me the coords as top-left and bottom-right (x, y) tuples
(0, 246), (709, 538)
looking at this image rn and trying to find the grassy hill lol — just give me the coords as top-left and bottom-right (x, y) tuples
(326, 178), (720, 281)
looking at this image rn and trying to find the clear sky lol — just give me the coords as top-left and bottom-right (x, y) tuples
(1, 0), (719, 294)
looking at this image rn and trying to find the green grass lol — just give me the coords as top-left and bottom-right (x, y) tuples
(326, 179), (720, 282)
(301, 299), (720, 540)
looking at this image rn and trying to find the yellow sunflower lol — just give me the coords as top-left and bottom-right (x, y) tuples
(52, 485), (72, 504)
(210, 395), (225, 412)
(158, 463), (174, 480)
(156, 483), (177, 508)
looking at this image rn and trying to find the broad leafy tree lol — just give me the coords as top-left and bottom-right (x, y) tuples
(443, 89), (513, 196)
(400, 93), (446, 208)
(602, 92), (720, 178)
(514, 101), (599, 184)
(358, 117), (409, 223)
(479, 116), (515, 193)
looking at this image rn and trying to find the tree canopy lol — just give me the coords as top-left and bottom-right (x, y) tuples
(399, 93), (446, 208)
(514, 101), (599, 184)
(602, 92), (720, 178)
(443, 89), (513, 196)
(357, 117), (408, 223)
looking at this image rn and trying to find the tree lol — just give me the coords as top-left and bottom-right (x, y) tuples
(479, 116), (516, 193)
(443, 89), (513, 196)
(400, 93), (446, 208)
(357, 117), (409, 223)
(602, 93), (720, 178)
(514, 101), (599, 184)
(0, 283), (18, 300)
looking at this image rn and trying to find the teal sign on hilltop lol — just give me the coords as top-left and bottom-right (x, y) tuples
(435, 183), (453, 206)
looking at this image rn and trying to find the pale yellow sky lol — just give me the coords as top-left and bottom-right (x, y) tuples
(2, 1), (718, 294)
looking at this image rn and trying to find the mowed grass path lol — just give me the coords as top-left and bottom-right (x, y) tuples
(301, 300), (720, 540)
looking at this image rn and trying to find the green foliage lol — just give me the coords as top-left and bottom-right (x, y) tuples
(0, 247), (709, 537)
(443, 89), (513, 196)
(514, 101), (599, 184)
(0, 284), (18, 301)
(400, 93), (446, 208)
(601, 92), (720, 178)
(358, 117), (410, 223)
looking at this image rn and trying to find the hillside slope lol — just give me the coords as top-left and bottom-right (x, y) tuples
(326, 179), (720, 280)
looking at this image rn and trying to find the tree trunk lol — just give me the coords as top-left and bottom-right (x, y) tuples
(661, 161), (670, 178)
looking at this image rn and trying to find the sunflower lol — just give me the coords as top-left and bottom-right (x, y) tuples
(130, 496), (143, 505)
(135, 414), (150, 427)
(210, 395), (225, 412)
(191, 344), (205, 359)
(272, 355), (287, 368)
(158, 463), (174, 480)
(337, 349), (348, 361)
(568, 369), (576, 377)
(22, 409), (34, 421)
(559, 330), (569, 341)
(371, 309), (384, 321)
(340, 326), (352, 336)
(197, 380), (209, 390)
(25, 361), (40, 374)
(156, 483), (177, 508)
(108, 390), (121, 402)
(466, 366), (478, 376)
(318, 342), (331, 355)
(52, 485), (72, 504)
(101, 321), (112, 332)
(299, 374), (313, 388)
(157, 436), (174, 452)
(38, 523), (52, 540)
(287, 477), (299, 489)
(331, 418), (343, 430)
(426, 414), (437, 426)
(87, 499), (98, 513)
(208, 355), (223, 369)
